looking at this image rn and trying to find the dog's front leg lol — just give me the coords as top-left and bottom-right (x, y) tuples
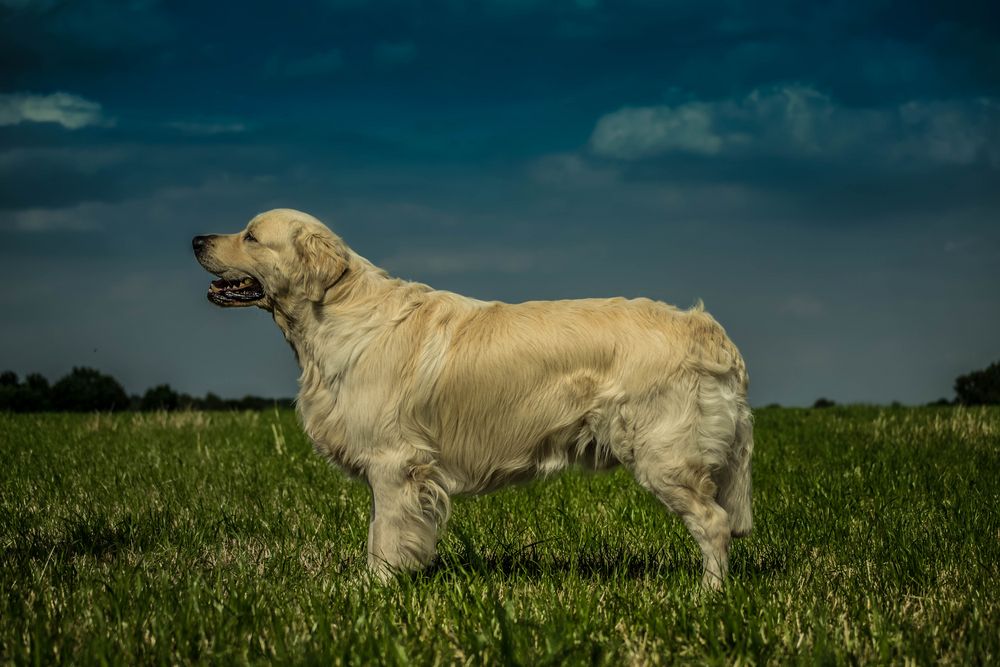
(365, 462), (450, 582)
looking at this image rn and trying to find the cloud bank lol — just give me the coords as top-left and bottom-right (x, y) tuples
(590, 85), (1000, 166)
(0, 91), (109, 130)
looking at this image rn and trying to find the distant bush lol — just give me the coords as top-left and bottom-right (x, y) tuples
(141, 384), (181, 411)
(0, 374), (17, 411)
(19, 374), (52, 411)
(51, 367), (130, 412)
(954, 361), (1000, 406)
(812, 398), (836, 409)
(201, 393), (228, 411)
(0, 372), (53, 412)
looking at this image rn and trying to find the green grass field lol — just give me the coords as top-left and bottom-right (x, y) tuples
(1, 406), (998, 665)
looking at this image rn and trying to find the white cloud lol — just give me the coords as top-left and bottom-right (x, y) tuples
(4, 203), (106, 232)
(0, 92), (110, 130)
(897, 100), (1000, 165)
(589, 85), (1000, 165)
(590, 104), (723, 159)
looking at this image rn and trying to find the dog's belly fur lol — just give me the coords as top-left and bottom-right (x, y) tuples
(298, 295), (744, 497)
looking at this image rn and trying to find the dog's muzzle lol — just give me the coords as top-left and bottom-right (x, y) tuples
(192, 235), (266, 307)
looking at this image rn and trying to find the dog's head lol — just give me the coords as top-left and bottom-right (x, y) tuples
(192, 209), (351, 309)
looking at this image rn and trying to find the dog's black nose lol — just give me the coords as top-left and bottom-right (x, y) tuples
(192, 235), (209, 253)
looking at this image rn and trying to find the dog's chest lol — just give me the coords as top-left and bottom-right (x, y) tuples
(296, 378), (380, 477)
(298, 404), (361, 474)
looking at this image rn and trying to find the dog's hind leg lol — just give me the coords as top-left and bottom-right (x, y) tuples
(635, 461), (732, 590)
(366, 461), (450, 582)
(714, 398), (753, 538)
(628, 378), (739, 589)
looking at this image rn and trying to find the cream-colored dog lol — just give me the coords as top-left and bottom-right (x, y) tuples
(193, 208), (754, 588)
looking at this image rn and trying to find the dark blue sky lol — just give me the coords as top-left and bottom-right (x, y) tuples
(2, 0), (998, 405)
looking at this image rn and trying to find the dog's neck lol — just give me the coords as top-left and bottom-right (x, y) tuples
(269, 256), (419, 382)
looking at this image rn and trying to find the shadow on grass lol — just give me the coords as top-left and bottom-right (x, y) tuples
(429, 548), (689, 581)
(423, 532), (788, 582)
(6, 512), (171, 567)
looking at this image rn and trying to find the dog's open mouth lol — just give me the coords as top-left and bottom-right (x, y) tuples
(207, 276), (265, 307)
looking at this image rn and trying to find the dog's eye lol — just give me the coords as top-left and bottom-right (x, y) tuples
(244, 231), (258, 243)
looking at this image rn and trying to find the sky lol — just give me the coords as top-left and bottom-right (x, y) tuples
(1, 0), (998, 406)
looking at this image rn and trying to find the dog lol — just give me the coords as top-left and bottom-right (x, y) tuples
(193, 208), (753, 588)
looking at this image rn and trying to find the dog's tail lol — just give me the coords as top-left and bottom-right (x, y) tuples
(717, 399), (753, 537)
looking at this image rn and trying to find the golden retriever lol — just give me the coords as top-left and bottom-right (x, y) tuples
(192, 208), (753, 588)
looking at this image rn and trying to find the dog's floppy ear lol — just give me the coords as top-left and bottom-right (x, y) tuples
(293, 230), (349, 302)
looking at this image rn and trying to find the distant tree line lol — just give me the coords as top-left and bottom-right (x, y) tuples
(3, 360), (998, 413)
(808, 360), (1000, 408)
(0, 367), (293, 413)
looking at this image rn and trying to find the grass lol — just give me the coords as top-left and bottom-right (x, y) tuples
(1, 406), (998, 665)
